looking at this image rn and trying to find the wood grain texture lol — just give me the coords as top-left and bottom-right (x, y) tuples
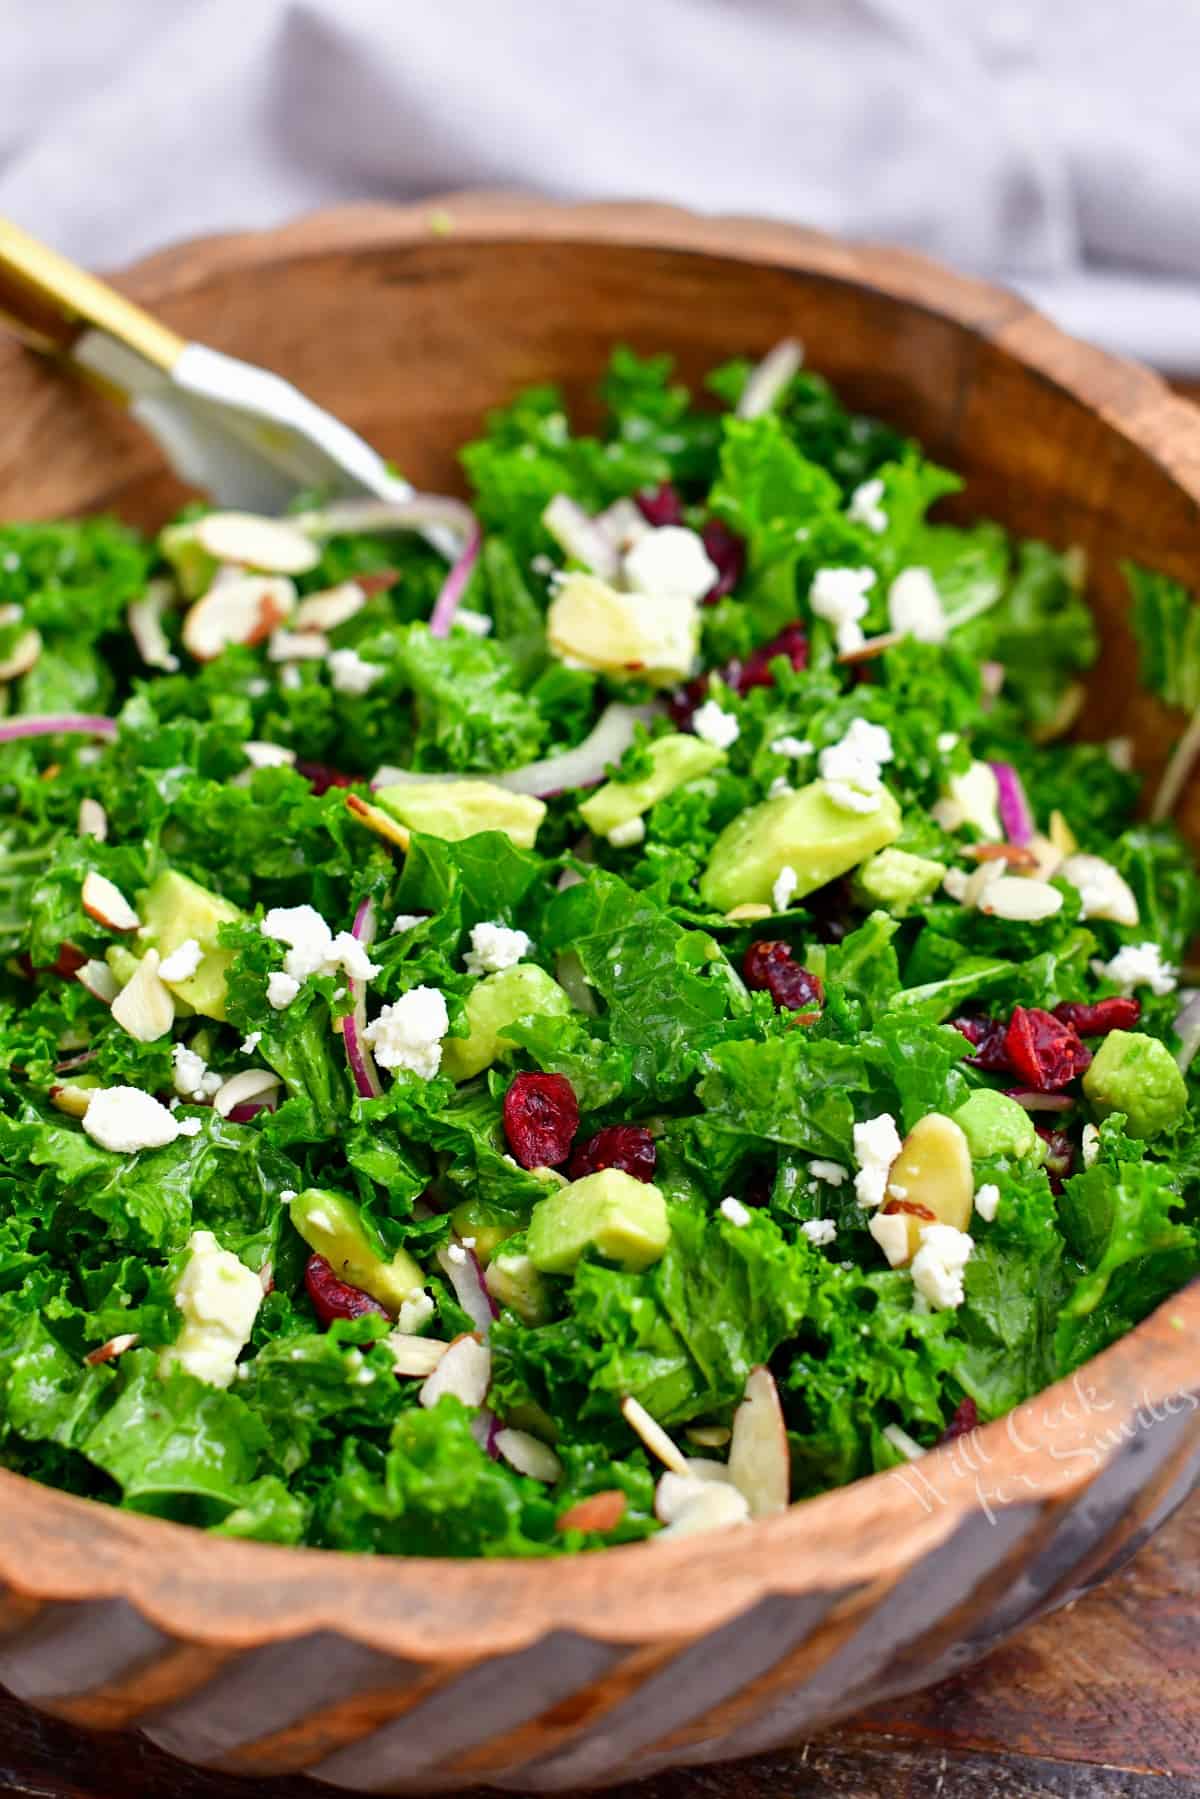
(1, 195), (1200, 1790)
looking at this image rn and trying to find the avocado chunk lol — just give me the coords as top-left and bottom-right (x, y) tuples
(137, 869), (244, 1021)
(579, 734), (726, 838)
(374, 780), (545, 850)
(853, 846), (945, 915)
(952, 1089), (1039, 1162)
(699, 780), (901, 912)
(450, 1202), (518, 1265)
(484, 1247), (553, 1324)
(1082, 1030), (1188, 1139)
(527, 1168), (670, 1274)
(290, 1188), (424, 1311)
(442, 964), (572, 1082)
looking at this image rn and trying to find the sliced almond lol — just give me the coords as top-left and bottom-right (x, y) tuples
(182, 575), (297, 662)
(81, 871), (140, 933)
(494, 1427), (563, 1484)
(656, 1482), (751, 1540)
(345, 792), (410, 851)
(880, 1112), (974, 1261)
(84, 1332), (139, 1367)
(49, 1082), (96, 1118)
(621, 1395), (689, 1475)
(654, 1460), (736, 1524)
(837, 630), (902, 666)
(295, 581), (368, 632)
(728, 1366), (789, 1518)
(685, 1424), (732, 1449)
(267, 628), (330, 662)
(555, 1490), (627, 1534)
(128, 578), (180, 672)
(212, 1068), (282, 1119)
(110, 949), (175, 1043)
(385, 1334), (450, 1378)
(419, 1332), (491, 1409)
(978, 875), (1064, 922)
(193, 512), (321, 575)
(962, 841), (1037, 870)
(1048, 809), (1078, 856)
(725, 903), (772, 922)
(76, 958), (119, 1005)
(0, 627), (42, 682)
(77, 798), (108, 842)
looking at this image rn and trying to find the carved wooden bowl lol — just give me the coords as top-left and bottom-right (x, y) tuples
(1, 197), (1198, 1793)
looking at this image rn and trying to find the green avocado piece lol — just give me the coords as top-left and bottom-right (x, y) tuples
(579, 734), (726, 837)
(290, 1188), (424, 1311)
(952, 1089), (1039, 1161)
(104, 943), (141, 987)
(853, 846), (946, 915)
(699, 780), (902, 912)
(450, 1202), (518, 1265)
(527, 1168), (670, 1274)
(442, 964), (572, 1082)
(484, 1247), (553, 1324)
(1082, 1030), (1188, 1139)
(374, 780), (545, 849)
(137, 868), (243, 1021)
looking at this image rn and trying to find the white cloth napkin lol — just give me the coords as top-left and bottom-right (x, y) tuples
(2, 0), (1198, 367)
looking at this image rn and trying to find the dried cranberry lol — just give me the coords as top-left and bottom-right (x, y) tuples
(1004, 1006), (1092, 1092)
(304, 1255), (388, 1327)
(939, 1397), (980, 1445)
(1053, 997), (1142, 1037)
(568, 1124), (657, 1183)
(700, 520), (745, 603)
(1036, 1126), (1076, 1194)
(952, 1015), (1012, 1074)
(295, 760), (357, 796)
(667, 675), (706, 730)
(503, 1072), (580, 1169)
(743, 940), (825, 1014)
(734, 623), (809, 694)
(635, 483), (685, 528)
(802, 877), (855, 946)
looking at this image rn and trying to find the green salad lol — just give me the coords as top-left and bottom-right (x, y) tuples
(2, 342), (1199, 1556)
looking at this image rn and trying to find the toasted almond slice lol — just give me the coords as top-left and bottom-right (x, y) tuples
(880, 1113), (974, 1260)
(555, 1490), (627, 1534)
(268, 628), (330, 662)
(837, 630), (902, 666)
(295, 581), (368, 632)
(962, 841), (1037, 870)
(182, 575), (297, 662)
(978, 875), (1063, 922)
(495, 1427), (563, 1484)
(385, 1334), (450, 1378)
(110, 950), (175, 1043)
(685, 1424), (732, 1449)
(0, 627), (42, 682)
(128, 578), (180, 672)
(77, 798), (108, 842)
(212, 1068), (283, 1119)
(345, 792), (410, 851)
(81, 871), (140, 933)
(724, 903), (772, 922)
(656, 1482), (751, 1540)
(419, 1332), (491, 1409)
(84, 1332), (139, 1367)
(728, 1365), (790, 1518)
(621, 1395), (689, 1475)
(193, 512), (321, 575)
(76, 959), (119, 1005)
(49, 1082), (96, 1118)
(654, 1460), (735, 1524)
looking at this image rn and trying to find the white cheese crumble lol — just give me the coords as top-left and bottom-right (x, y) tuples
(809, 566), (876, 655)
(240, 1030), (262, 1054)
(888, 567), (947, 643)
(171, 1042), (222, 1102)
(801, 1217), (838, 1246)
(869, 1211), (912, 1268)
(268, 629), (329, 662)
(974, 1182), (1000, 1223)
(160, 1229), (263, 1389)
(911, 1223), (974, 1310)
(1060, 854), (1140, 927)
(818, 717), (894, 814)
(853, 1113), (903, 1210)
(158, 938), (204, 983)
(454, 607), (494, 636)
(771, 735), (813, 758)
(397, 1288), (435, 1334)
(936, 731), (960, 753)
(719, 1196), (752, 1228)
(847, 477), (888, 534)
(808, 1159), (848, 1186)
(391, 913), (425, 934)
(261, 904), (382, 994)
(623, 526), (718, 604)
(446, 1242), (468, 1264)
(178, 1117), (203, 1138)
(243, 740), (296, 769)
(607, 816), (646, 848)
(364, 986), (450, 1080)
(772, 864), (798, 913)
(82, 1087), (182, 1153)
(691, 699), (740, 750)
(1091, 941), (1177, 996)
(327, 647), (385, 695)
(463, 921), (531, 977)
(267, 971), (301, 1010)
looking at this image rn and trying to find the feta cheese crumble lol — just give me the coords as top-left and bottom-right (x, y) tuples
(364, 986), (450, 1080)
(719, 1196), (752, 1228)
(327, 646), (385, 695)
(974, 1182), (1000, 1223)
(819, 717), (894, 814)
(771, 735), (813, 758)
(691, 699), (740, 749)
(243, 740), (296, 769)
(397, 1289), (435, 1334)
(240, 1030), (262, 1054)
(158, 937), (204, 983)
(623, 526), (718, 604)
(454, 607), (494, 636)
(82, 1087), (182, 1153)
(1060, 854), (1140, 927)
(911, 1223), (974, 1310)
(888, 567), (947, 643)
(869, 1211), (912, 1268)
(809, 1159), (848, 1186)
(161, 1229), (263, 1389)
(391, 913), (425, 934)
(800, 1218), (838, 1246)
(171, 1042), (222, 1102)
(267, 971), (301, 1010)
(772, 864), (798, 912)
(1091, 940), (1177, 996)
(463, 921), (531, 977)
(809, 566), (876, 655)
(847, 477), (888, 534)
(853, 1113), (903, 1209)
(261, 904), (382, 995)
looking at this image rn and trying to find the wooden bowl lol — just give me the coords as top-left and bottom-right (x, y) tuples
(2, 197), (1199, 1794)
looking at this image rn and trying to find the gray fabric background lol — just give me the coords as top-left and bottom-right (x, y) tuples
(2, 0), (1197, 366)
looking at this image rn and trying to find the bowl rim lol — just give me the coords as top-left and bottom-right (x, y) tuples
(2, 191), (1200, 1665)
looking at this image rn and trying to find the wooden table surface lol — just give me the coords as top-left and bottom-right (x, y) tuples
(2, 1491), (1196, 1799)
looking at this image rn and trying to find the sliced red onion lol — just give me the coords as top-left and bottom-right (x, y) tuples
(470, 1407), (501, 1459)
(542, 495), (621, 582)
(991, 762), (1034, 846)
(736, 339), (804, 419)
(344, 896), (383, 1099)
(1174, 992), (1200, 1072)
(429, 522), (481, 638)
(981, 660), (1006, 701)
(292, 495), (476, 545)
(1005, 1089), (1076, 1112)
(494, 703), (658, 798)
(227, 1098), (278, 1123)
(437, 1243), (498, 1335)
(55, 1048), (97, 1074)
(0, 713), (117, 744)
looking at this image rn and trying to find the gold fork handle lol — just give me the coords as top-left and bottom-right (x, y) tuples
(0, 216), (183, 380)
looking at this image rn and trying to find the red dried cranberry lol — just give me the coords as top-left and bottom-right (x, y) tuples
(1053, 997), (1141, 1037)
(667, 676), (706, 730)
(699, 520), (745, 603)
(1036, 1126), (1076, 1194)
(939, 1397), (980, 1445)
(503, 1072), (580, 1169)
(568, 1124), (657, 1183)
(1004, 1006), (1091, 1092)
(802, 877), (855, 946)
(743, 940), (825, 1013)
(295, 760), (357, 796)
(304, 1255), (388, 1327)
(952, 1015), (1012, 1074)
(734, 623), (809, 693)
(635, 483), (685, 528)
